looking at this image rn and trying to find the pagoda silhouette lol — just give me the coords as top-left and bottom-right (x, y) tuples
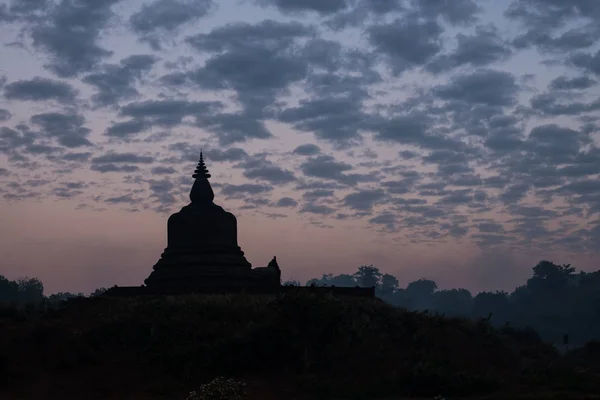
(105, 152), (374, 297)
(144, 152), (281, 289)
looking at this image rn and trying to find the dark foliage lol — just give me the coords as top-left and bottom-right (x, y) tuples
(305, 261), (600, 347)
(1, 292), (600, 399)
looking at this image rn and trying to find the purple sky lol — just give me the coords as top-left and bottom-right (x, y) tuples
(1, 0), (599, 295)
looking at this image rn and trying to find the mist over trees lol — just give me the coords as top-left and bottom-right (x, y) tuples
(296, 261), (600, 347)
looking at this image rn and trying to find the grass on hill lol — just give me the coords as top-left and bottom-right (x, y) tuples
(1, 291), (599, 399)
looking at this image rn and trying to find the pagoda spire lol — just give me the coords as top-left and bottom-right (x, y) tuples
(190, 150), (214, 204)
(192, 150), (211, 179)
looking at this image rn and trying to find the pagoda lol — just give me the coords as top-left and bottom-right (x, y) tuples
(143, 152), (281, 290)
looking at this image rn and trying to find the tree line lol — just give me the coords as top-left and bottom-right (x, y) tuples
(287, 261), (600, 348)
(2, 260), (599, 347)
(0, 275), (106, 306)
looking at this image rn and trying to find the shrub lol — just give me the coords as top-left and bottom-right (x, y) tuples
(186, 377), (246, 400)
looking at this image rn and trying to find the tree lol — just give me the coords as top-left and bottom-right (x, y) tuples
(472, 291), (511, 324)
(90, 287), (108, 297)
(405, 279), (437, 297)
(380, 274), (399, 296)
(528, 261), (576, 293)
(354, 265), (382, 288)
(306, 273), (357, 287)
(0, 275), (19, 304)
(328, 274), (357, 287)
(16, 277), (44, 304)
(433, 289), (472, 317)
(306, 274), (332, 287)
(533, 261), (575, 281)
(404, 279), (437, 310)
(47, 292), (80, 304)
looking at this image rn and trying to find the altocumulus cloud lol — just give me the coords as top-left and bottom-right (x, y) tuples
(1, 0), (600, 287)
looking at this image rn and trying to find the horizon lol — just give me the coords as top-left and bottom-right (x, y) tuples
(1, 0), (599, 295)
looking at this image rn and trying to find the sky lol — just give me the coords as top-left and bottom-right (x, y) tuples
(0, 0), (599, 295)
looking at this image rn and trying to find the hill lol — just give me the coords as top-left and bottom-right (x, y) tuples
(1, 291), (599, 399)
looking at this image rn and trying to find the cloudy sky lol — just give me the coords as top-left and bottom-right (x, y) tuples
(1, 0), (599, 295)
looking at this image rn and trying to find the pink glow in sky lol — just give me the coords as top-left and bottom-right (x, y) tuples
(1, 0), (599, 295)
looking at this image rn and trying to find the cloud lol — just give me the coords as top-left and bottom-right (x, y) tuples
(129, 0), (214, 49)
(529, 92), (600, 117)
(151, 166), (177, 175)
(52, 180), (87, 198)
(83, 54), (158, 107)
(368, 212), (397, 231)
(220, 183), (273, 198)
(105, 119), (150, 138)
(91, 152), (154, 164)
(30, 112), (92, 147)
(499, 183), (531, 205)
(300, 154), (370, 186)
(476, 221), (505, 234)
(120, 99), (222, 125)
(148, 178), (177, 208)
(324, 0), (405, 29)
(293, 144), (321, 156)
(28, 0), (121, 77)
(3, 0), (600, 289)
(63, 152), (92, 162)
(299, 203), (336, 215)
(90, 164), (140, 173)
(177, 20), (379, 147)
(279, 95), (368, 146)
(506, 0), (600, 54)
(513, 27), (599, 54)
(105, 99), (223, 138)
(196, 112), (273, 145)
(3, 77), (78, 102)
(183, 19), (313, 111)
(570, 50), (600, 76)
(434, 69), (520, 107)
(105, 193), (138, 204)
(0, 127), (36, 154)
(234, 155), (296, 184)
(549, 75), (597, 90)
(369, 113), (465, 151)
(558, 179), (600, 196)
(412, 0), (480, 25)
(204, 148), (248, 162)
(426, 25), (512, 74)
(368, 18), (444, 75)
(381, 176), (420, 195)
(526, 124), (591, 162)
(274, 197), (298, 207)
(24, 143), (63, 155)
(0, 109), (11, 121)
(255, 0), (351, 14)
(343, 188), (386, 211)
(435, 189), (474, 206)
(303, 189), (334, 200)
(6, 0), (49, 15)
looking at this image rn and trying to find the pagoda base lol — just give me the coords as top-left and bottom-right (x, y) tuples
(144, 265), (281, 289)
(103, 284), (376, 298)
(144, 245), (279, 289)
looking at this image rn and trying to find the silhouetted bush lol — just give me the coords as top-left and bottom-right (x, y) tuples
(1, 291), (599, 398)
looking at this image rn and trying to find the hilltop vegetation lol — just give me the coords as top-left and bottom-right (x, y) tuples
(300, 261), (600, 347)
(2, 260), (600, 398)
(1, 291), (600, 399)
(2, 259), (600, 350)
